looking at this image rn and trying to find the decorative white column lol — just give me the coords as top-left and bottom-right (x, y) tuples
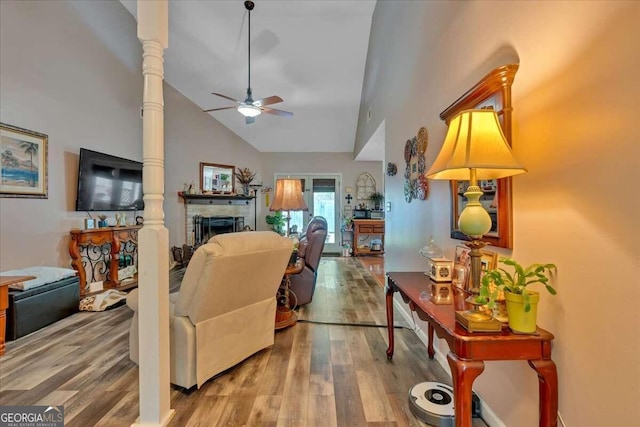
(134, 1), (174, 426)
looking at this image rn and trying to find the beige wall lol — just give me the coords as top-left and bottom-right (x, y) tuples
(0, 1), (381, 268)
(0, 0), (143, 269)
(259, 152), (383, 231)
(358, 1), (639, 426)
(0, 0), (258, 268)
(164, 83), (261, 247)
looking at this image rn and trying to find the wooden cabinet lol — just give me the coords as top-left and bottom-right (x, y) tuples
(69, 226), (141, 296)
(352, 219), (385, 256)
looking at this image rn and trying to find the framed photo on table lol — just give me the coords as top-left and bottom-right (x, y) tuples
(480, 249), (498, 272)
(0, 123), (48, 198)
(452, 245), (471, 290)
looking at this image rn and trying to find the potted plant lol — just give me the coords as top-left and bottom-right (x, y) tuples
(265, 210), (286, 235)
(477, 257), (557, 333)
(369, 191), (384, 210)
(341, 215), (353, 231)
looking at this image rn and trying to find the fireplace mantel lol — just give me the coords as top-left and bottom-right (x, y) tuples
(179, 193), (254, 206)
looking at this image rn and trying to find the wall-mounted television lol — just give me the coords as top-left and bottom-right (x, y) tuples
(75, 148), (143, 212)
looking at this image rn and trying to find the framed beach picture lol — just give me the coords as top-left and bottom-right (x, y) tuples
(1, 123), (48, 198)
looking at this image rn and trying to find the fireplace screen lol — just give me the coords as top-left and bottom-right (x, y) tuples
(193, 215), (244, 246)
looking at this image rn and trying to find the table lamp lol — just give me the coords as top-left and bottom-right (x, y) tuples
(270, 178), (308, 237)
(426, 109), (527, 329)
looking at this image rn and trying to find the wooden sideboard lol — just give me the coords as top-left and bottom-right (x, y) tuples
(69, 225), (141, 296)
(352, 219), (385, 256)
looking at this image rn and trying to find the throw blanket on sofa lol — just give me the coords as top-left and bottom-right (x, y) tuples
(0, 266), (77, 291)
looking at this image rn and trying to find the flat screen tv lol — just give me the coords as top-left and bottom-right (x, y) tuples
(75, 148), (143, 212)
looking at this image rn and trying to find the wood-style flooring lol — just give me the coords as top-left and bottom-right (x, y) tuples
(0, 257), (487, 427)
(355, 256), (385, 288)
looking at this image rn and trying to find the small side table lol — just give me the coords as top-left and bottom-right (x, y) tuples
(275, 259), (304, 330)
(0, 275), (36, 355)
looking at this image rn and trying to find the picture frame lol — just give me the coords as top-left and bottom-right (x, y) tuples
(480, 249), (498, 272)
(452, 245), (471, 290)
(454, 245), (471, 267)
(439, 64), (518, 249)
(452, 264), (468, 290)
(200, 162), (235, 193)
(1, 123), (48, 198)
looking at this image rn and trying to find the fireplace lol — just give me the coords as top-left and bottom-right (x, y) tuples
(193, 215), (244, 246)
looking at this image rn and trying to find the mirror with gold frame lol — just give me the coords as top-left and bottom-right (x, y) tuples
(200, 162), (235, 193)
(439, 64), (518, 249)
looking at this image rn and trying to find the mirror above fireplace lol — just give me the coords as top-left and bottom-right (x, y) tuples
(200, 162), (235, 193)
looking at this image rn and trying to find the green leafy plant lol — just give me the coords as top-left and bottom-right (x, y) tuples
(369, 191), (384, 204)
(265, 210), (285, 235)
(477, 257), (557, 312)
(341, 215), (353, 230)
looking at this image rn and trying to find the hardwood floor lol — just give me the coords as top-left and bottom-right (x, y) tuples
(355, 256), (385, 288)
(0, 258), (487, 427)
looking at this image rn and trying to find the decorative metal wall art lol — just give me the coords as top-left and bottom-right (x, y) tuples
(386, 162), (397, 176)
(404, 127), (429, 203)
(356, 172), (376, 200)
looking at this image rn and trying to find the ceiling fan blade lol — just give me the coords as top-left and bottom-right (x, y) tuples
(203, 106), (236, 113)
(253, 95), (283, 107)
(261, 107), (293, 118)
(211, 92), (241, 103)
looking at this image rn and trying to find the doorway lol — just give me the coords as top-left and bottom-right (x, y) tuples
(274, 173), (341, 254)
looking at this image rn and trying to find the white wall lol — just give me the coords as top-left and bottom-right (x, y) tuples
(0, 0), (257, 268)
(357, 1), (640, 426)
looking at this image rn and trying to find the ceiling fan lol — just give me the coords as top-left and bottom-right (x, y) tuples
(203, 0), (293, 125)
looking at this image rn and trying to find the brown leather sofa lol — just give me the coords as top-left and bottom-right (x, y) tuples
(290, 216), (328, 306)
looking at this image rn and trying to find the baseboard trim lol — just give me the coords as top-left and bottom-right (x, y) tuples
(131, 409), (175, 427)
(392, 299), (506, 427)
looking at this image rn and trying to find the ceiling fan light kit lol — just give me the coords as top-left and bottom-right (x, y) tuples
(237, 104), (261, 118)
(203, 0), (293, 124)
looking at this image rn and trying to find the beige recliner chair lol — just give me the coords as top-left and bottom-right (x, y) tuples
(126, 231), (292, 389)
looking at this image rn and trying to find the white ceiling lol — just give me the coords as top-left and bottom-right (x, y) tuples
(120, 0), (377, 154)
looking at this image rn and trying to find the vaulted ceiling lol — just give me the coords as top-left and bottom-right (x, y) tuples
(120, 0), (377, 155)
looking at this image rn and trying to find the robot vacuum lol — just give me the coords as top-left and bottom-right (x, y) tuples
(408, 382), (480, 426)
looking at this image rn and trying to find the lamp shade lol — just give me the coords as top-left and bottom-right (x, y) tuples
(426, 109), (527, 181)
(270, 179), (308, 211)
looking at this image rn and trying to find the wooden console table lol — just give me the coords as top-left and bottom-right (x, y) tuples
(352, 219), (385, 256)
(0, 275), (35, 355)
(385, 272), (558, 427)
(69, 226), (141, 296)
